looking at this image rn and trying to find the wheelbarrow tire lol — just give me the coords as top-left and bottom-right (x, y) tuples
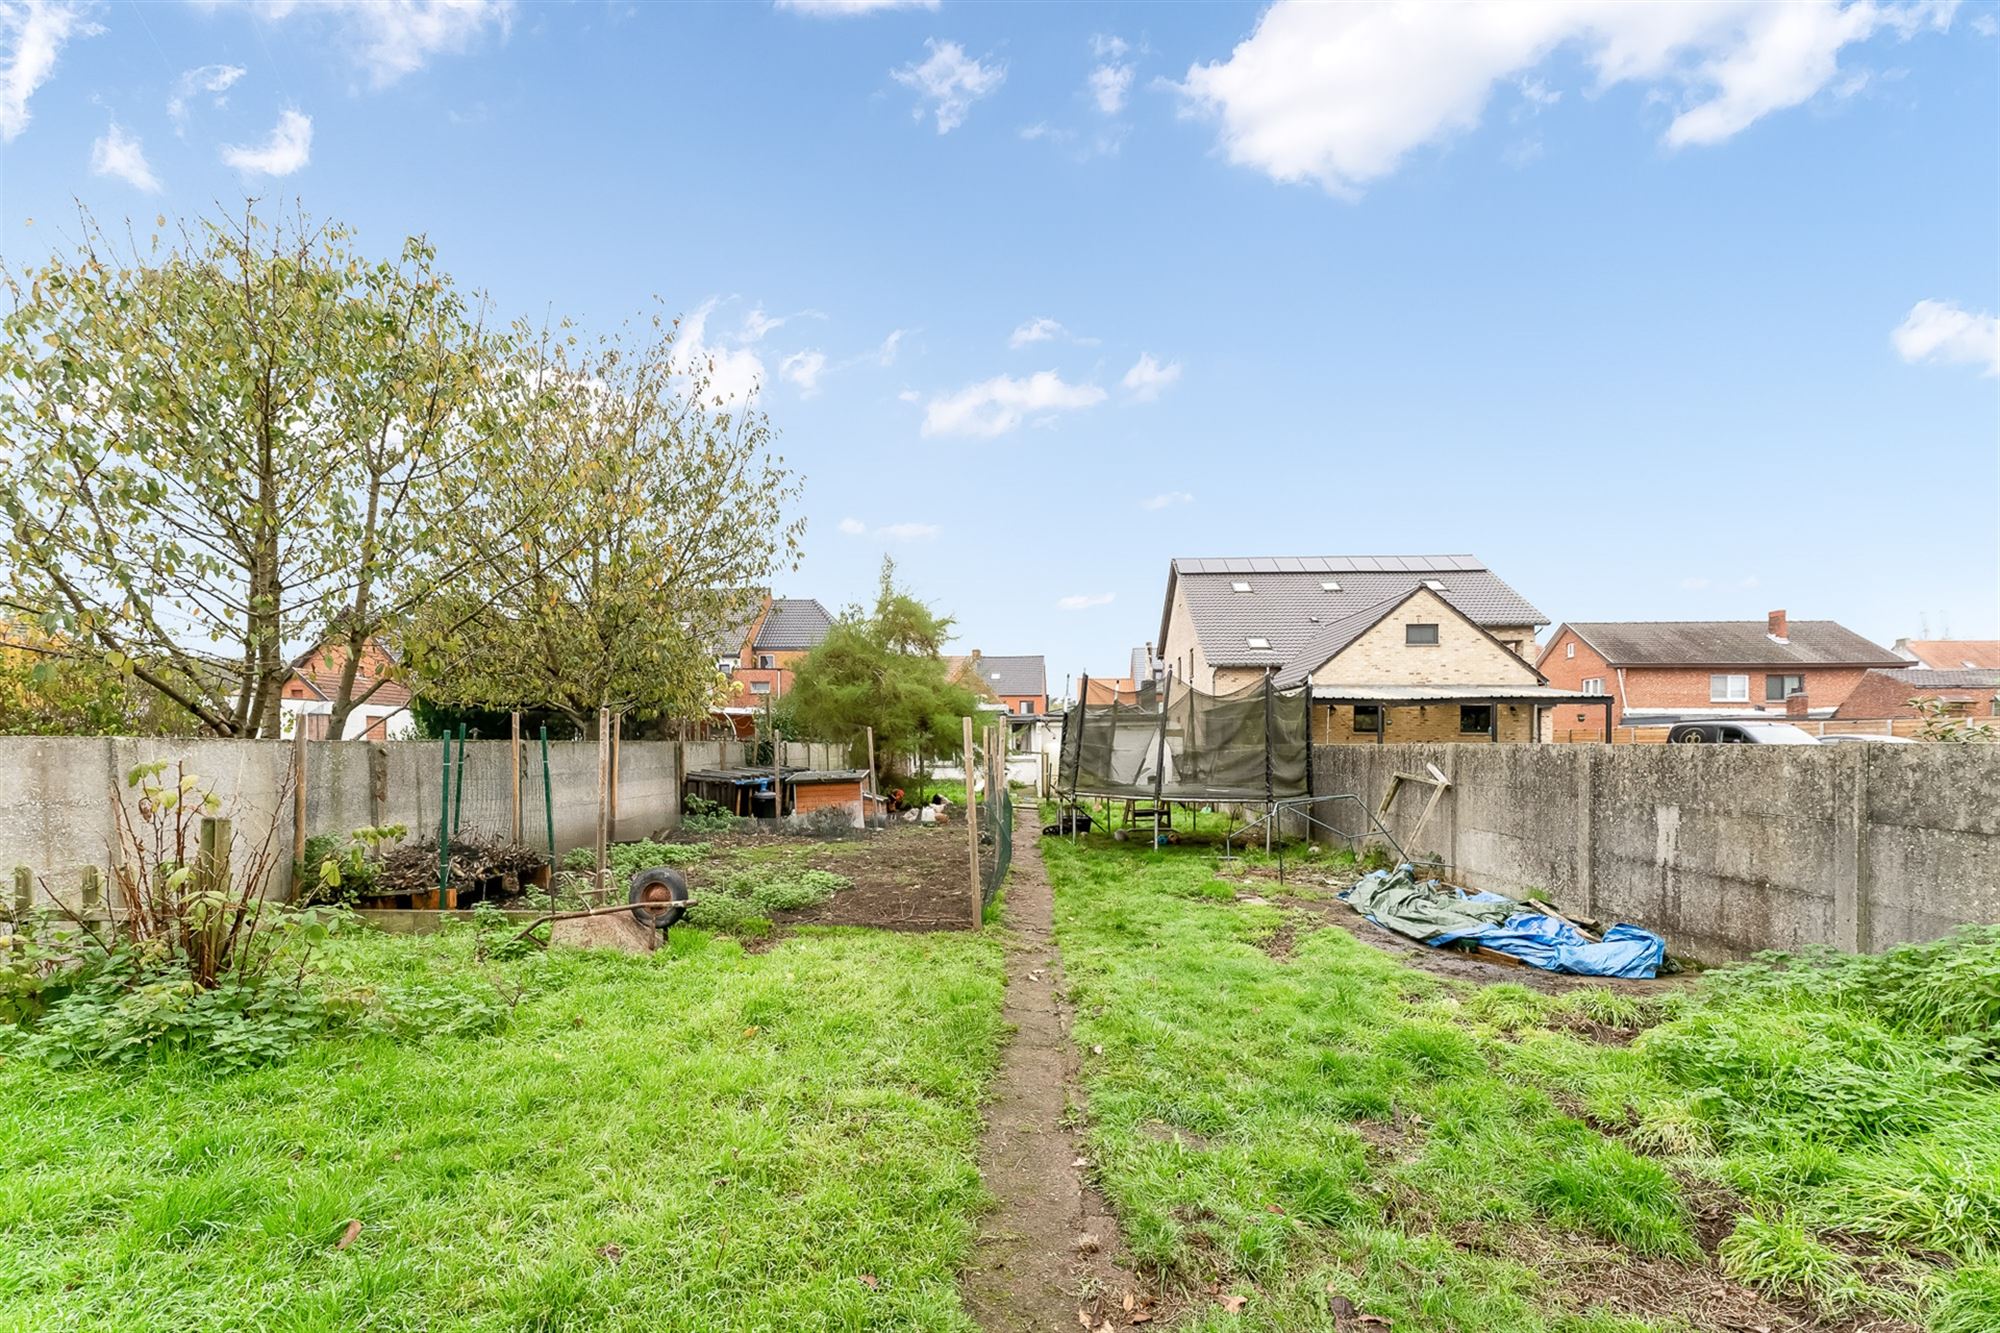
(629, 867), (690, 930)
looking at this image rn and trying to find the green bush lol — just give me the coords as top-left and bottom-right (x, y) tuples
(681, 795), (744, 835)
(686, 864), (846, 933)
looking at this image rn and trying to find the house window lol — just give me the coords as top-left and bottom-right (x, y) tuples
(1406, 623), (1440, 645)
(1353, 705), (1381, 733)
(1017, 700), (1035, 715)
(1319, 580), (1341, 592)
(1230, 580), (1253, 593)
(1766, 673), (1805, 702)
(1581, 677), (1604, 696)
(1246, 636), (1271, 649)
(717, 655), (739, 670)
(750, 681), (772, 695)
(1566, 642), (1576, 659)
(1460, 705), (1493, 734)
(1710, 674), (1749, 702)
(757, 654), (775, 669)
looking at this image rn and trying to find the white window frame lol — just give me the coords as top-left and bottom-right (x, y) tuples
(1245, 636), (1271, 649)
(749, 680), (772, 695)
(1319, 580), (1341, 592)
(1710, 673), (1750, 702)
(1230, 580), (1253, 593)
(1566, 642), (1576, 659)
(1581, 677), (1603, 696)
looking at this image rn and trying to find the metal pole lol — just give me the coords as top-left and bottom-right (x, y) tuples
(1152, 667), (1171, 848)
(596, 706), (611, 900)
(773, 728), (784, 821)
(451, 722), (468, 838)
(436, 734), (452, 906)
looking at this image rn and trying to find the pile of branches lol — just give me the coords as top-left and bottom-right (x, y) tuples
(377, 834), (546, 898)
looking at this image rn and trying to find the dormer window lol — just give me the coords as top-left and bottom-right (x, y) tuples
(1230, 581), (1253, 593)
(1246, 636), (1271, 649)
(1319, 580), (1341, 592)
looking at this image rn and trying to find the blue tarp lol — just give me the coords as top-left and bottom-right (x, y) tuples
(1342, 867), (1666, 979)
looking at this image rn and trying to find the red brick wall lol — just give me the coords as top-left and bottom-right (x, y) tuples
(1835, 671), (1999, 720)
(1537, 630), (1621, 722)
(1615, 665), (1872, 714)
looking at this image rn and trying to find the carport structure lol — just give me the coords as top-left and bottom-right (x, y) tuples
(1307, 683), (1614, 744)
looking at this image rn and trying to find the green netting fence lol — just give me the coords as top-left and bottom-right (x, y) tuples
(978, 774), (1012, 910)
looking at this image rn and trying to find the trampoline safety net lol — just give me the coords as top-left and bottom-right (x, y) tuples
(1058, 674), (1311, 803)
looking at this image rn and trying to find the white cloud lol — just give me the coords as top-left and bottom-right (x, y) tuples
(839, 516), (940, 541)
(871, 329), (907, 366)
(776, 0), (938, 12)
(1178, 0), (1955, 196)
(1008, 316), (1099, 349)
(1140, 490), (1193, 511)
(168, 62), (246, 129)
(1058, 592), (1116, 611)
(1892, 299), (2000, 375)
(0, 0), (96, 142)
(1091, 34), (1129, 61)
(892, 38), (1005, 133)
(220, 109), (314, 176)
(674, 299), (766, 404)
(90, 122), (160, 192)
(1089, 56), (1134, 115)
(780, 349), (828, 395)
(249, 0), (511, 87)
(897, 388), (922, 404)
(1974, 12), (1997, 36)
(1120, 352), (1182, 402)
(922, 370), (1106, 439)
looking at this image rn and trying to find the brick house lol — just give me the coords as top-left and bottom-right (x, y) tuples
(279, 637), (414, 740)
(1833, 668), (2000, 721)
(1537, 611), (1903, 729)
(713, 595), (835, 733)
(1156, 555), (1603, 744)
(947, 651), (1049, 715)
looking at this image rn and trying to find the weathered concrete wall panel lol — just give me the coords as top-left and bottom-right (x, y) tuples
(1311, 743), (2000, 963)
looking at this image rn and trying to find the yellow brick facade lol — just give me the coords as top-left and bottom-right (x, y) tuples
(1312, 700), (1537, 746)
(1307, 590), (1544, 688)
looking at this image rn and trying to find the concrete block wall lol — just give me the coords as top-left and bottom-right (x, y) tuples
(1309, 743), (2000, 963)
(1, 735), (853, 907)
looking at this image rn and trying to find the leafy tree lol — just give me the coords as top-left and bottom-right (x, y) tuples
(0, 204), (518, 738)
(785, 559), (981, 775)
(0, 618), (199, 736)
(402, 314), (803, 734)
(1911, 695), (1997, 743)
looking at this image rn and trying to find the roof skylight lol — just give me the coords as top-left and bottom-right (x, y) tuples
(1230, 580), (1253, 593)
(1319, 580), (1341, 591)
(1246, 636), (1271, 649)
(1422, 579), (1446, 591)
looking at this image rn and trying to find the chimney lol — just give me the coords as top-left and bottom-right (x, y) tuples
(1767, 609), (1788, 643)
(1785, 689), (1809, 719)
(969, 648), (981, 661)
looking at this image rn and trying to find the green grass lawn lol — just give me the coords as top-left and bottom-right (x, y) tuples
(0, 922), (1004, 1332)
(1043, 833), (2000, 1333)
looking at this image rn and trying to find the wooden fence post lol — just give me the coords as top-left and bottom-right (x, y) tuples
(773, 728), (784, 821)
(195, 817), (232, 895)
(510, 711), (523, 843)
(865, 726), (877, 799)
(11, 866), (31, 916)
(963, 716), (980, 930)
(610, 710), (622, 839)
(81, 864), (102, 912)
(291, 726), (308, 880)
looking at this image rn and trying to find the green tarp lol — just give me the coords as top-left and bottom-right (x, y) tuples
(1342, 866), (1518, 942)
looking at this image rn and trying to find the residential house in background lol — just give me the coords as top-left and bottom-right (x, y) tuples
(1892, 639), (2000, 670)
(947, 651), (1049, 715)
(1834, 668), (2000, 721)
(711, 594), (835, 736)
(1537, 611), (1904, 731)
(1156, 556), (1601, 744)
(279, 637), (414, 740)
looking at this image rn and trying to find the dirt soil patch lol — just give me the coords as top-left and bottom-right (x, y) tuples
(676, 823), (978, 932)
(962, 810), (1162, 1332)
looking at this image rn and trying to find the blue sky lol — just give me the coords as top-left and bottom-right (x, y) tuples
(3, 0), (1996, 692)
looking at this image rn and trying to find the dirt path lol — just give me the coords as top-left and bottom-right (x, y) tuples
(963, 809), (1151, 1332)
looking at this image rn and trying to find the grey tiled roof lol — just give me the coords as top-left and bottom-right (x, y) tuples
(1566, 621), (1902, 668)
(970, 654), (1047, 698)
(1877, 668), (2000, 688)
(1162, 555), (1546, 671)
(1271, 596), (1408, 688)
(753, 598), (834, 651)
